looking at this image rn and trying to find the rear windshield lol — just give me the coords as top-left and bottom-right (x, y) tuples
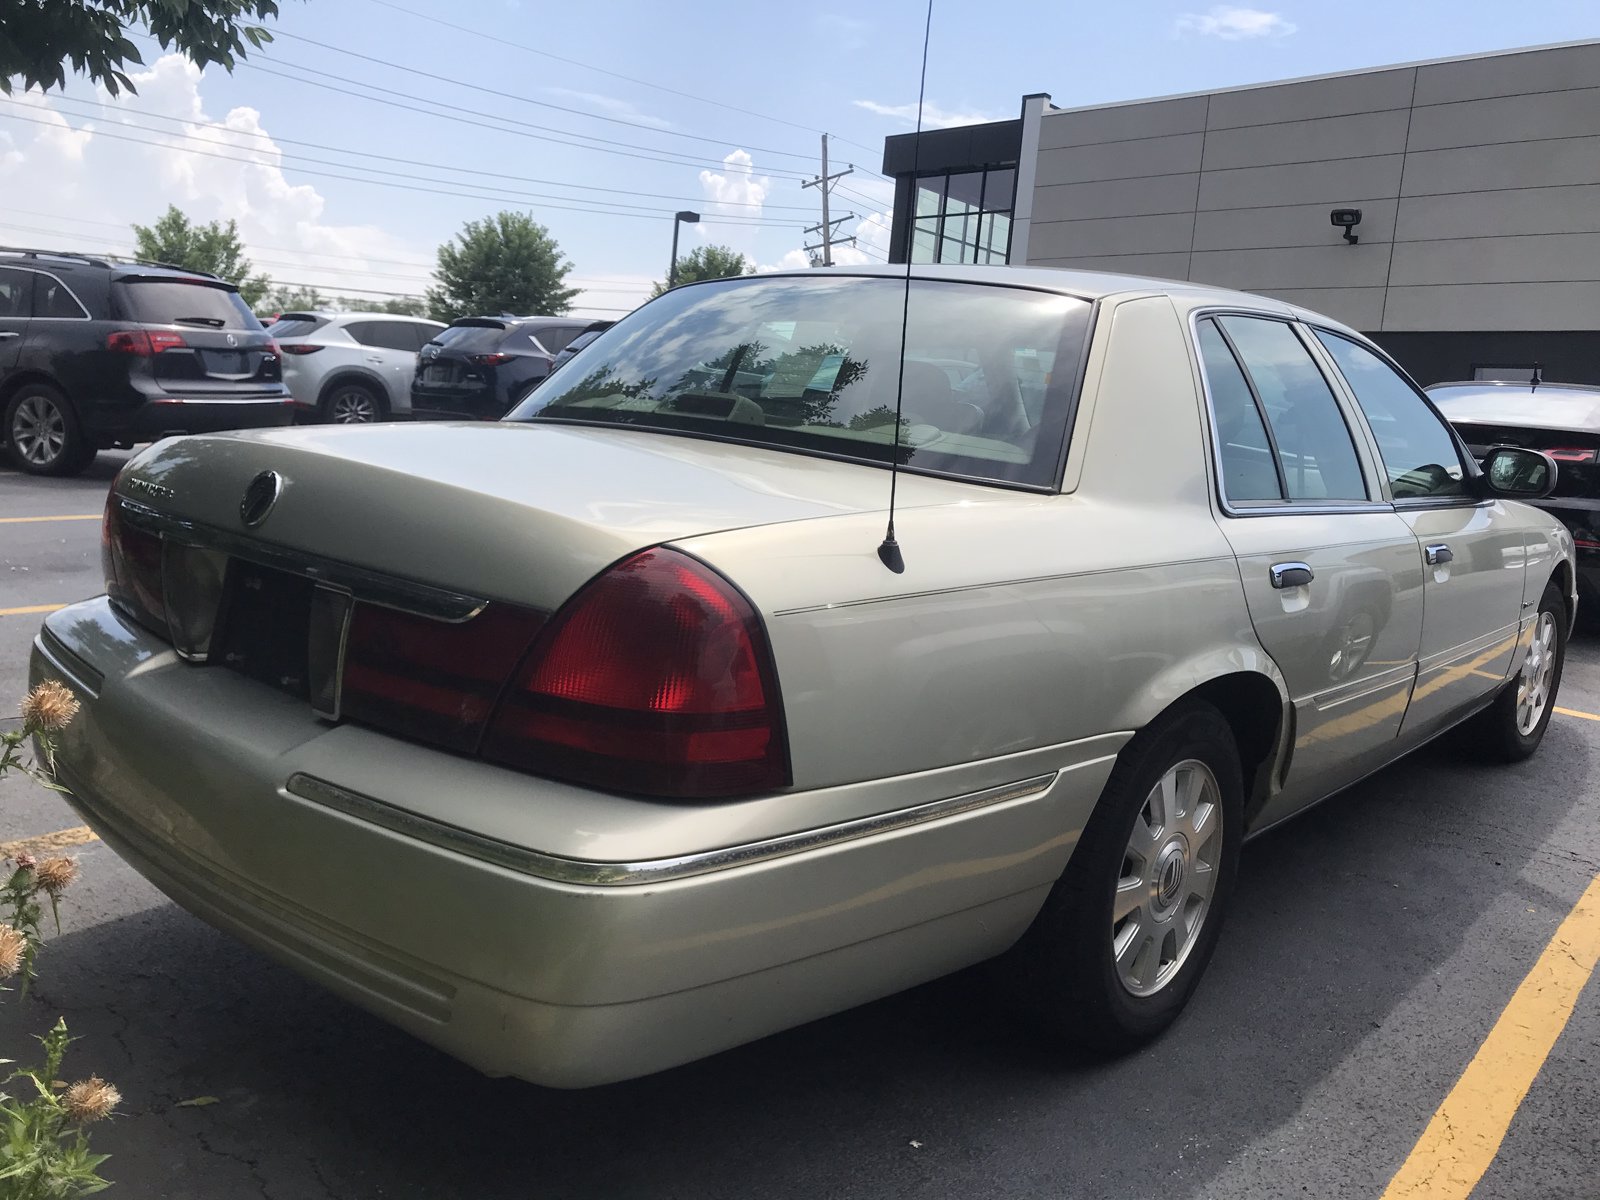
(432, 322), (510, 352)
(114, 279), (259, 329)
(510, 276), (1092, 489)
(266, 315), (327, 338)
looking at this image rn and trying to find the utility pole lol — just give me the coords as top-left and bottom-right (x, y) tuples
(801, 132), (855, 266)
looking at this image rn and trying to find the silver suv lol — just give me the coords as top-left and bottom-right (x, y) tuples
(266, 311), (447, 423)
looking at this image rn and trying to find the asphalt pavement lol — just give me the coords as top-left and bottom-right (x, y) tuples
(1, 453), (1597, 1200)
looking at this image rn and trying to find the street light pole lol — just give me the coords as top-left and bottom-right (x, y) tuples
(669, 210), (700, 288)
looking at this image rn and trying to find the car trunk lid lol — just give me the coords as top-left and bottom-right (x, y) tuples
(113, 276), (282, 394)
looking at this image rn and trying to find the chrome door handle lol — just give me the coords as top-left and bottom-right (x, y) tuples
(1425, 543), (1454, 566)
(1270, 562), (1314, 589)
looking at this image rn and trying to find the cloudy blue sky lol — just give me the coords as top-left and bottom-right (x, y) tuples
(1, 0), (1596, 315)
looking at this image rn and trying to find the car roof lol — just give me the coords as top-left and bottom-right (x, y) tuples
(1427, 381), (1600, 434)
(0, 248), (224, 285)
(699, 263), (1363, 337)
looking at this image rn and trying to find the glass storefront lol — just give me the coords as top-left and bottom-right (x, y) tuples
(909, 167), (1016, 265)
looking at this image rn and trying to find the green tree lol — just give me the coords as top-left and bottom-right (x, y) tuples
(132, 205), (270, 307)
(262, 284), (326, 314)
(427, 212), (577, 322)
(1, 1), (283, 97)
(652, 244), (753, 297)
(362, 295), (430, 317)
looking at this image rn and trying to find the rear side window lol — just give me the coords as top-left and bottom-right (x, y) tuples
(1313, 330), (1466, 501)
(1196, 319), (1280, 502)
(346, 320), (424, 352)
(0, 268), (30, 319)
(533, 325), (581, 355)
(1218, 316), (1367, 502)
(114, 279), (258, 329)
(36, 275), (88, 318)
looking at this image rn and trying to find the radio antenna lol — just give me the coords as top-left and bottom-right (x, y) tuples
(876, 0), (935, 575)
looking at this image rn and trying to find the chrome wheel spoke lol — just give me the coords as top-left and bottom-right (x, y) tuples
(1112, 757), (1223, 998)
(1515, 612), (1558, 735)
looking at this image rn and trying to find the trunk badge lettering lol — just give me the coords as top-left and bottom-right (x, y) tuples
(126, 476), (174, 501)
(240, 470), (283, 527)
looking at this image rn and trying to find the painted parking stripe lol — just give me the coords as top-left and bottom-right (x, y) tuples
(1379, 872), (1600, 1199)
(0, 604), (66, 617)
(0, 514), (100, 524)
(0, 825), (99, 860)
(1554, 706), (1600, 722)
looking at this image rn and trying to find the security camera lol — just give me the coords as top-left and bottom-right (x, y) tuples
(1330, 208), (1362, 244)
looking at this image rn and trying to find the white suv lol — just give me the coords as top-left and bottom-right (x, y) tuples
(267, 312), (448, 422)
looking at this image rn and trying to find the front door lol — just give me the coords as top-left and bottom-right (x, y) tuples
(1195, 314), (1423, 824)
(1309, 331), (1527, 739)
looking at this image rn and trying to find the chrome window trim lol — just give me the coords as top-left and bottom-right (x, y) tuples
(283, 771), (1060, 887)
(0, 265), (92, 320)
(1187, 307), (1390, 519)
(114, 496), (490, 622)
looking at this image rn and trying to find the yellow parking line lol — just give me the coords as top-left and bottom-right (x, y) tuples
(1379, 872), (1600, 1199)
(0, 514), (100, 524)
(0, 604), (66, 617)
(0, 825), (98, 860)
(1555, 706), (1600, 722)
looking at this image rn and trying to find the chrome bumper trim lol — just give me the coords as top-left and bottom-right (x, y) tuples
(285, 771), (1060, 888)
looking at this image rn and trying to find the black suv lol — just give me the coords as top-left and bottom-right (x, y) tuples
(410, 315), (594, 420)
(1, 248), (290, 476)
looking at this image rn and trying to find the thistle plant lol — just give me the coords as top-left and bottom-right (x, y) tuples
(0, 682), (117, 1198)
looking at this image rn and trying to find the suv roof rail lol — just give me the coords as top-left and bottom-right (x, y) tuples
(116, 256), (224, 281)
(0, 245), (112, 268)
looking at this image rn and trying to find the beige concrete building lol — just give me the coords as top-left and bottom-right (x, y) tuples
(882, 40), (1600, 384)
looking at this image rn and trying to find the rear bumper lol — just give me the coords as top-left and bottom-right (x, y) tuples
(31, 598), (1114, 1087)
(123, 395), (294, 439)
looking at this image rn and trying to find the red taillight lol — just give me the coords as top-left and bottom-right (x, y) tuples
(470, 353), (514, 366)
(481, 548), (788, 798)
(1544, 447), (1599, 464)
(102, 498), (168, 637)
(106, 330), (188, 355)
(278, 343), (323, 355)
(339, 603), (545, 754)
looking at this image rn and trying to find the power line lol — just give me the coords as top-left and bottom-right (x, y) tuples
(32, 94), (817, 212)
(270, 28), (817, 163)
(0, 99), (802, 222)
(0, 109), (804, 228)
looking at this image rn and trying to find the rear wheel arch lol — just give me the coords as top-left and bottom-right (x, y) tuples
(0, 369), (69, 417)
(316, 372), (388, 420)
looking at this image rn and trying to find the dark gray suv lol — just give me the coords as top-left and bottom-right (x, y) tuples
(1, 248), (290, 476)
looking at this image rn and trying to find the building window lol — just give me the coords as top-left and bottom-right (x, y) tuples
(910, 167), (1015, 265)
(1472, 364), (1540, 383)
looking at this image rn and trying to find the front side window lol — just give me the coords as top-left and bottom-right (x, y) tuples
(1314, 330), (1467, 501)
(1219, 316), (1367, 502)
(511, 276), (1092, 489)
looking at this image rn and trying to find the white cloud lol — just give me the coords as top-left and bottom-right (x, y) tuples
(695, 148), (773, 258)
(1174, 6), (1297, 39)
(853, 99), (1000, 130)
(0, 55), (430, 304)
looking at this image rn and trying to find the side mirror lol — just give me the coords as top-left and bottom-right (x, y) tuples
(1480, 445), (1558, 499)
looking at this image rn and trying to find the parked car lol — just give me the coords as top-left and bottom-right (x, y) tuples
(546, 319), (613, 377)
(1429, 379), (1599, 624)
(0, 248), (289, 475)
(265, 311), (448, 423)
(35, 266), (1576, 1088)
(410, 315), (595, 419)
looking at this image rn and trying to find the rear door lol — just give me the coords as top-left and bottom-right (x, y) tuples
(1310, 330), (1527, 739)
(1196, 313), (1424, 823)
(112, 277), (282, 395)
(0, 267), (30, 377)
(344, 320), (424, 411)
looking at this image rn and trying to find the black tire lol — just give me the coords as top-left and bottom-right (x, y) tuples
(4, 383), (89, 476)
(1465, 581), (1567, 763)
(320, 381), (385, 424)
(1008, 701), (1244, 1054)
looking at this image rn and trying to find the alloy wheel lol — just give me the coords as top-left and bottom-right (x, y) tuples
(329, 389), (378, 423)
(1112, 758), (1223, 997)
(11, 395), (66, 466)
(1515, 611), (1558, 736)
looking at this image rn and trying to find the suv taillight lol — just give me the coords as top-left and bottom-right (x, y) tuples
(470, 353), (514, 365)
(278, 343), (323, 355)
(481, 548), (789, 798)
(106, 330), (188, 355)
